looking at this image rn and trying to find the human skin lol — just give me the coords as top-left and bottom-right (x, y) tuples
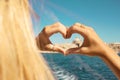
(36, 22), (120, 79)
(66, 23), (120, 79)
(36, 22), (67, 53)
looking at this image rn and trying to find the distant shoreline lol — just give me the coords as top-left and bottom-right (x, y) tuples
(40, 51), (120, 55)
(41, 51), (58, 53)
(39, 42), (120, 54)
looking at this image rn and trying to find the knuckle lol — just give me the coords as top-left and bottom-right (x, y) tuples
(87, 26), (94, 31)
(83, 27), (91, 35)
(53, 22), (63, 29)
(54, 22), (61, 26)
(74, 22), (81, 26)
(71, 25), (77, 30)
(83, 29), (89, 35)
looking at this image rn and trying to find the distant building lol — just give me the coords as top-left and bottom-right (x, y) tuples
(108, 43), (120, 53)
(72, 37), (82, 47)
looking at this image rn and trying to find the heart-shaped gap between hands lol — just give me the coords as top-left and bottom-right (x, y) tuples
(50, 33), (83, 53)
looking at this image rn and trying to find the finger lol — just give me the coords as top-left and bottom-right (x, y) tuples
(67, 24), (86, 38)
(64, 27), (69, 39)
(57, 23), (67, 38)
(73, 23), (85, 29)
(65, 47), (89, 55)
(73, 23), (88, 36)
(43, 22), (67, 38)
(66, 27), (73, 38)
(53, 45), (66, 53)
(45, 44), (65, 53)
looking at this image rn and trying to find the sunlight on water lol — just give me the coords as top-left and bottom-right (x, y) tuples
(42, 53), (117, 80)
(73, 56), (106, 80)
(51, 63), (78, 80)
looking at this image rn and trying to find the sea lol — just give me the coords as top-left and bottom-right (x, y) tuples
(42, 53), (120, 80)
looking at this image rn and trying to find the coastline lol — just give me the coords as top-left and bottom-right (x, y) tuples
(41, 51), (58, 53)
(39, 42), (120, 54)
(41, 51), (120, 54)
(38, 50), (58, 54)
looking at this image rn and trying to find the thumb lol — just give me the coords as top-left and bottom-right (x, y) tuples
(45, 44), (65, 53)
(65, 47), (89, 55)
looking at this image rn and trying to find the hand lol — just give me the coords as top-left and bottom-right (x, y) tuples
(65, 23), (120, 79)
(65, 23), (110, 57)
(37, 22), (120, 79)
(36, 22), (67, 53)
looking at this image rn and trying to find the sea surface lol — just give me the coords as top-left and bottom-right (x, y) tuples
(42, 53), (120, 80)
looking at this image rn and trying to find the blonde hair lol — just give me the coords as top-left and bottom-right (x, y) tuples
(0, 0), (55, 80)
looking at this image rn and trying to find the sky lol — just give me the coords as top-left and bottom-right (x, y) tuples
(32, 0), (120, 43)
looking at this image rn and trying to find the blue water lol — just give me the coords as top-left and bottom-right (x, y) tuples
(42, 53), (119, 80)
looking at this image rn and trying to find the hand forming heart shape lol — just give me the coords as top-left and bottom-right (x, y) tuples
(36, 22), (120, 79)
(36, 22), (68, 53)
(36, 22), (106, 57)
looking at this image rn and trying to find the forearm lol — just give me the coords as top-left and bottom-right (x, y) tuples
(101, 47), (120, 79)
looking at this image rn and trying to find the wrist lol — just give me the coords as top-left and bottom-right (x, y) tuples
(99, 45), (116, 59)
